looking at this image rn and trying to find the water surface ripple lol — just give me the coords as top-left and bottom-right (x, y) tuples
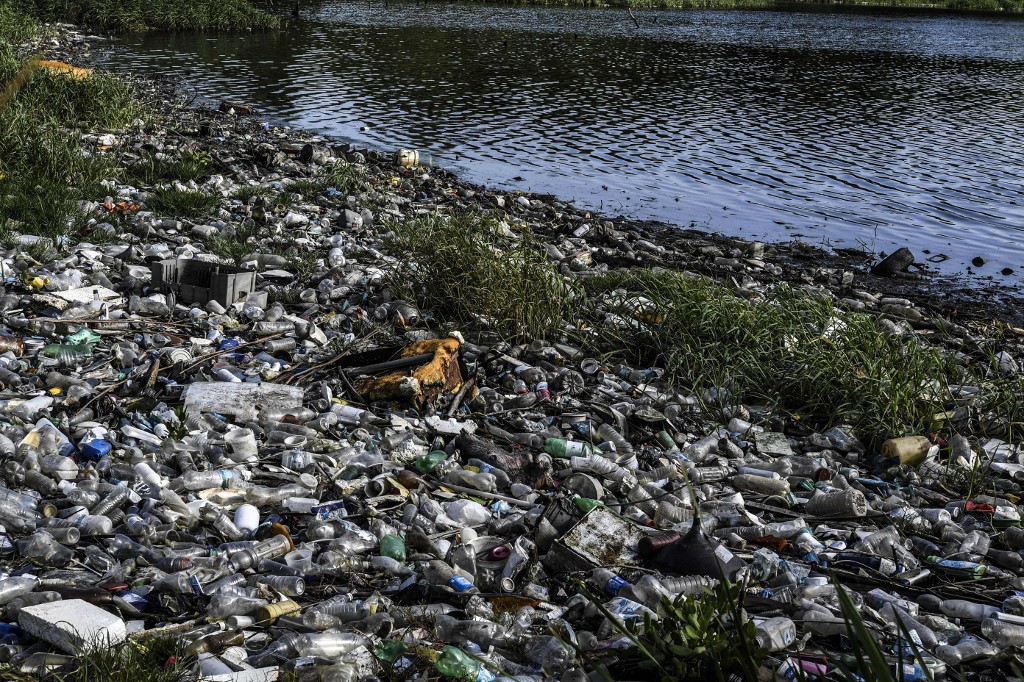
(102, 3), (1024, 279)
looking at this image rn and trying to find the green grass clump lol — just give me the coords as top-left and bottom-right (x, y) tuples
(385, 211), (581, 341)
(0, 34), (143, 246)
(19, 0), (279, 31)
(582, 269), (957, 439)
(43, 637), (195, 682)
(127, 151), (211, 185)
(145, 187), (221, 217)
(0, 3), (36, 43)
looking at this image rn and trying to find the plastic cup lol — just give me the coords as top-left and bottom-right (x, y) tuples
(224, 428), (258, 462)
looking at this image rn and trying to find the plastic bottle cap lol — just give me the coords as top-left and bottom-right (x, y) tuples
(804, 576), (828, 587)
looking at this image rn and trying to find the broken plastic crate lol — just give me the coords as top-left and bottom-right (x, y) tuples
(150, 258), (256, 307)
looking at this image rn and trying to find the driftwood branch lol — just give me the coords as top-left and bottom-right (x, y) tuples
(627, 5), (640, 29)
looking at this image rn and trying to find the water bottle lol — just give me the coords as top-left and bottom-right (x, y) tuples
(207, 594), (269, 619)
(435, 645), (496, 682)
(935, 634), (996, 665)
(422, 560), (476, 593)
(0, 576), (39, 606)
(445, 469), (497, 493)
(466, 459), (511, 489)
(587, 568), (630, 597)
(982, 617), (1024, 647)
(181, 470), (248, 490)
(937, 599), (999, 621)
(251, 575), (305, 597)
(803, 489), (867, 517)
(957, 530), (990, 561)
(732, 474), (790, 495)
(434, 615), (510, 649)
(15, 531), (72, 566)
(755, 617), (797, 652)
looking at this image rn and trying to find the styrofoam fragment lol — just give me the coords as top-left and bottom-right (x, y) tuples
(19, 599), (126, 653)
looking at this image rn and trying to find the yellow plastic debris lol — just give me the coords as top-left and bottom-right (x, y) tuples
(36, 61), (93, 81)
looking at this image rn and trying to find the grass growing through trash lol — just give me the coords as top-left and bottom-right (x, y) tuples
(145, 187), (221, 217)
(126, 150), (211, 185)
(597, 580), (766, 680)
(579, 269), (959, 441)
(0, 34), (143, 246)
(385, 211), (582, 341)
(3, 636), (197, 682)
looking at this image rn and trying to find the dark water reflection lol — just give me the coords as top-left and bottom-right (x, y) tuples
(102, 3), (1024, 279)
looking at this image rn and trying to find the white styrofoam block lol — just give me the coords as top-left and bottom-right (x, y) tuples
(19, 599), (127, 653)
(203, 667), (279, 682)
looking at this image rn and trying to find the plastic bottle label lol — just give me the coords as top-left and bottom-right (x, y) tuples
(564, 441), (589, 456)
(714, 544), (736, 564)
(312, 501), (348, 521)
(219, 470), (233, 488)
(931, 558), (982, 571)
(605, 575), (629, 596)
(448, 576), (473, 592)
(188, 575), (205, 596)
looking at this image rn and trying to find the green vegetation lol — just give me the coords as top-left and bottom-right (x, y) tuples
(382, 209), (1024, 442)
(581, 269), (957, 439)
(385, 211), (582, 341)
(3, 637), (196, 682)
(615, 581), (765, 681)
(0, 33), (143, 246)
(17, 0), (278, 32)
(0, 0), (272, 250)
(127, 150), (211, 185)
(145, 186), (221, 217)
(582, 578), (934, 682)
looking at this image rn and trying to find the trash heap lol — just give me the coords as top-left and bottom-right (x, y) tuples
(0, 106), (1023, 682)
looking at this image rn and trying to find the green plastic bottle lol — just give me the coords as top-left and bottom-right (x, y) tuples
(543, 438), (596, 458)
(434, 646), (495, 682)
(379, 534), (406, 562)
(374, 639), (408, 665)
(415, 450), (449, 474)
(573, 496), (603, 515)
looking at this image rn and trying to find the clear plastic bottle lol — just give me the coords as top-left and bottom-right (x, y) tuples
(0, 576), (39, 606)
(207, 594), (269, 619)
(15, 531), (72, 566)
(445, 469), (497, 493)
(958, 530), (991, 561)
(251, 575), (305, 597)
(228, 535), (292, 571)
(938, 599), (999, 621)
(434, 615), (510, 649)
(423, 559), (477, 593)
(803, 489), (868, 517)
(755, 617), (797, 652)
(982, 617), (1024, 647)
(39, 454), (77, 481)
(935, 635), (997, 665)
(181, 470), (250, 491)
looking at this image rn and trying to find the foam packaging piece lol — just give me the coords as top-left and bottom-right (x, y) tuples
(18, 599), (127, 653)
